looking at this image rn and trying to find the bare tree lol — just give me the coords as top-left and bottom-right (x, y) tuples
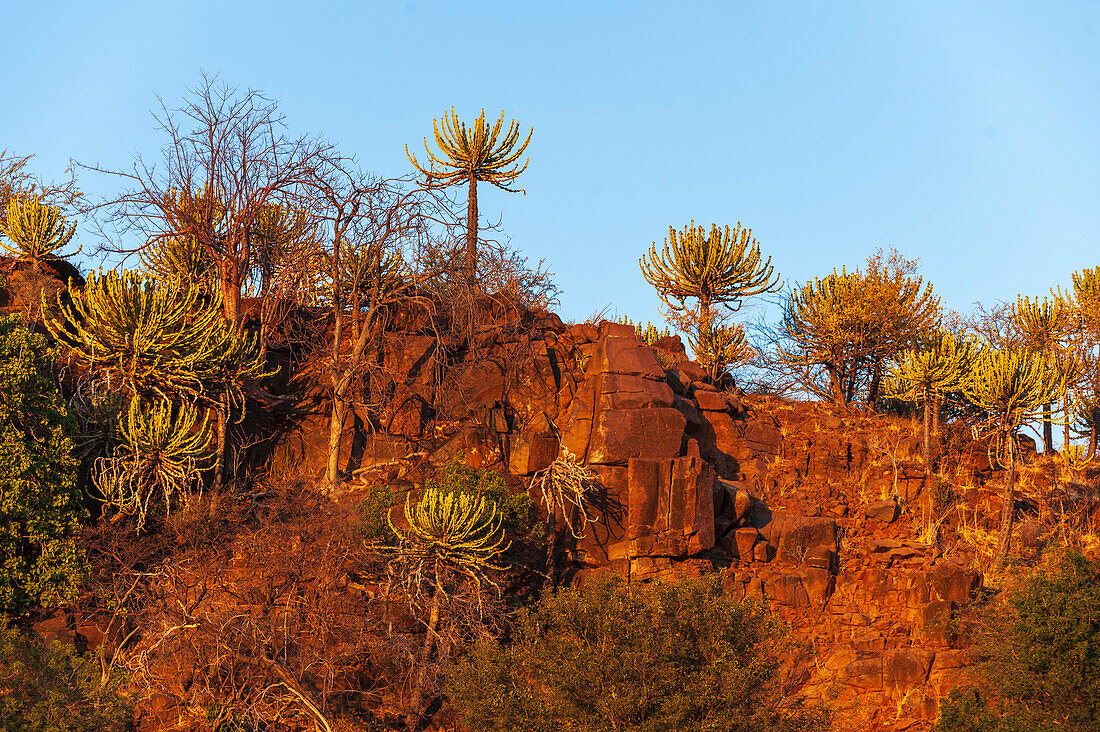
(87, 74), (334, 326)
(310, 161), (456, 488)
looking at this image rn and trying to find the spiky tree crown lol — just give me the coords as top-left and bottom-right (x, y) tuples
(965, 348), (1065, 441)
(406, 108), (532, 191)
(96, 398), (214, 531)
(0, 195), (77, 261)
(886, 331), (976, 403)
(640, 220), (779, 317)
(691, 320), (753, 380)
(781, 264), (940, 362)
(389, 486), (508, 574)
(141, 235), (218, 293)
(1011, 295), (1073, 354)
(46, 271), (271, 408)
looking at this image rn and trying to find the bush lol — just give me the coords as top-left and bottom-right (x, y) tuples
(448, 575), (828, 732)
(0, 315), (86, 613)
(935, 551), (1100, 731)
(0, 619), (131, 731)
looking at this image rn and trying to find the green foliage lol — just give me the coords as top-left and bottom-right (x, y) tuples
(449, 575), (827, 732)
(886, 331), (975, 405)
(935, 551), (1100, 731)
(0, 195), (77, 261)
(0, 315), (85, 613)
(639, 220), (780, 319)
(964, 347), (1064, 463)
(406, 108), (533, 191)
(358, 483), (399, 545)
(427, 458), (536, 541)
(140, 234), (218, 294)
(0, 619), (131, 732)
(47, 270), (272, 411)
(692, 320), (754, 381)
(615, 316), (671, 345)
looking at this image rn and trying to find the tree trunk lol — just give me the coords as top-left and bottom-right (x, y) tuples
(867, 360), (883, 406)
(922, 386), (932, 468)
(1043, 402), (1054, 453)
(214, 391), (229, 486)
(466, 173), (478, 284)
(407, 560), (442, 732)
(993, 436), (1017, 572)
(1090, 412), (1098, 459)
(1064, 391), (1072, 453)
(325, 307), (377, 489)
(220, 260), (241, 326)
(932, 392), (941, 442)
(325, 398), (347, 487)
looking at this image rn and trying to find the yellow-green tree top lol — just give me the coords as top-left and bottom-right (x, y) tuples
(140, 234), (218, 293)
(46, 271), (269, 407)
(406, 108), (533, 191)
(965, 347), (1065, 441)
(782, 262), (939, 364)
(640, 221), (780, 318)
(96, 398), (213, 531)
(692, 320), (754, 381)
(886, 331), (976, 404)
(1011, 295), (1073, 355)
(778, 250), (940, 406)
(389, 486), (509, 574)
(0, 195), (77, 261)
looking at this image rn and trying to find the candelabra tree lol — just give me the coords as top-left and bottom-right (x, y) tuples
(388, 486), (508, 732)
(886, 330), (976, 467)
(964, 348), (1064, 571)
(640, 220), (779, 380)
(407, 108), (532, 283)
(0, 195), (78, 261)
(1010, 295), (1074, 453)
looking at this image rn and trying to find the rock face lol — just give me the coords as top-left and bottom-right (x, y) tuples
(269, 305), (994, 731)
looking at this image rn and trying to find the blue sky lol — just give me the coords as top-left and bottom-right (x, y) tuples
(2, 2), (1099, 329)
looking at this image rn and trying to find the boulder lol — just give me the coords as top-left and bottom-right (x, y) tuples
(694, 389), (731, 412)
(587, 334), (665, 380)
(765, 573), (810, 608)
(865, 499), (900, 524)
(883, 648), (935, 692)
(509, 432), (559, 475)
(596, 374), (675, 411)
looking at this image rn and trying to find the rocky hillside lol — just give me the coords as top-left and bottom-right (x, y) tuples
(23, 284), (1099, 731)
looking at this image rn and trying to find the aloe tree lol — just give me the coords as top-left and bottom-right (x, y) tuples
(641, 221), (779, 376)
(0, 195), (77, 261)
(388, 486), (508, 731)
(886, 331), (975, 467)
(1011, 296), (1073, 453)
(407, 108), (532, 282)
(965, 348), (1064, 570)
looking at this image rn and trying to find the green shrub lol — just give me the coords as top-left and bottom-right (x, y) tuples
(0, 315), (86, 613)
(358, 482), (399, 545)
(934, 551), (1100, 731)
(448, 575), (828, 732)
(0, 619), (131, 731)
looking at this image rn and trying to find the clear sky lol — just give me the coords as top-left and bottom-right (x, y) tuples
(2, 1), (1099, 329)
